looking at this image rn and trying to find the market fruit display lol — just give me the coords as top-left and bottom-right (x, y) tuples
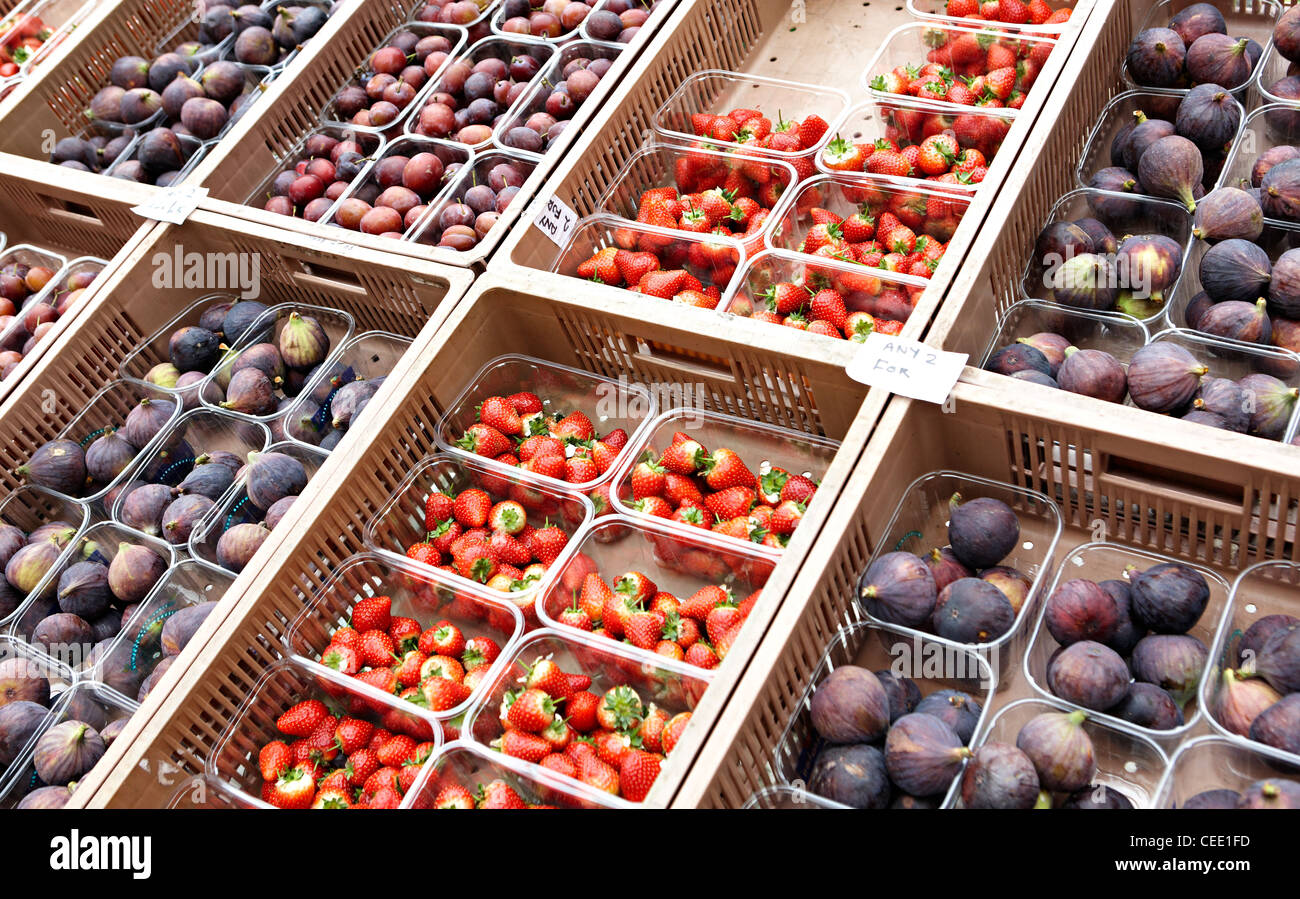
(679, 105), (830, 161)
(410, 39), (551, 147)
(203, 310), (335, 416)
(0, 258), (102, 382)
(497, 47), (621, 155)
(821, 105), (1013, 182)
(583, 0), (665, 42)
(326, 28), (459, 131)
(410, 155), (536, 250)
(1, 517), (77, 618)
(1126, 4), (1261, 91)
(210, 450), (315, 572)
(961, 709), (1110, 809)
(1207, 605), (1300, 759)
(259, 131), (380, 220)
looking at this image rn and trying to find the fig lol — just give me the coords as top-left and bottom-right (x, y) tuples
(1183, 789), (1240, 809)
(231, 342), (285, 386)
(17, 785), (71, 809)
(1075, 218), (1119, 255)
(0, 700), (49, 767)
(1278, 6), (1300, 64)
(161, 494), (215, 546)
(884, 713), (970, 798)
(1017, 332), (1071, 377)
(264, 495), (296, 530)
(33, 719), (104, 784)
(932, 577), (1015, 644)
(1252, 625), (1300, 693)
(221, 300), (270, 346)
(1087, 167), (1144, 220)
(858, 551), (937, 628)
(120, 482), (174, 536)
(180, 97), (228, 141)
(28, 522), (75, 547)
(923, 547), (974, 592)
(244, 451), (308, 511)
(1126, 343), (1208, 413)
(1238, 373), (1298, 438)
(914, 689), (983, 743)
(138, 655), (175, 701)
(32, 612), (92, 654)
(56, 560), (110, 619)
(1248, 693), (1300, 755)
(84, 429), (136, 485)
(1239, 614), (1299, 667)
(1057, 347), (1127, 403)
(278, 312), (330, 370)
(330, 378), (382, 429)
(100, 717), (127, 745)
(1252, 145), (1300, 188)
(808, 743), (891, 809)
(175, 459), (236, 501)
(1130, 633), (1208, 704)
(1192, 187), (1263, 242)
(981, 566), (1032, 615)
(1261, 158), (1300, 222)
(1192, 376), (1250, 431)
(1060, 785), (1135, 809)
(1170, 3), (1226, 46)
(1268, 248), (1300, 319)
(809, 665), (891, 744)
(1130, 563), (1209, 635)
(6, 538), (61, 594)
(1033, 221), (1093, 269)
(161, 601), (216, 657)
(1047, 640), (1131, 711)
(123, 398), (177, 451)
(145, 363), (181, 389)
(169, 325), (220, 373)
(1127, 28), (1186, 88)
(88, 609), (120, 643)
(1237, 777), (1300, 809)
(216, 522), (269, 572)
(0, 656), (51, 708)
(1112, 680), (1184, 730)
(220, 367), (277, 416)
(1198, 297), (1271, 344)
(960, 742), (1039, 809)
(1212, 667), (1282, 736)
(1176, 83), (1241, 155)
(1015, 709), (1096, 793)
(1046, 253), (1118, 310)
(1138, 135), (1203, 211)
(987, 344), (1052, 378)
(1125, 116), (1178, 172)
(107, 542), (167, 603)
(1045, 578), (1120, 646)
(17, 439), (86, 494)
(948, 494), (1019, 569)
(0, 525), (24, 570)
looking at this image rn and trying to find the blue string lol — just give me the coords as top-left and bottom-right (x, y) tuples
(893, 530), (924, 552)
(129, 601), (178, 671)
(78, 427), (110, 448)
(157, 456), (196, 483)
(223, 495), (251, 531)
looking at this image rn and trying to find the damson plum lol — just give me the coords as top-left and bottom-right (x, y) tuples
(1060, 785), (1135, 809)
(1044, 579), (1121, 646)
(1058, 347), (1127, 403)
(1110, 681), (1185, 730)
(884, 713), (970, 798)
(1237, 777), (1300, 808)
(1127, 28), (1187, 88)
(1047, 641), (1131, 711)
(961, 742), (1040, 809)
(932, 578), (1015, 644)
(1211, 668), (1281, 736)
(1248, 693), (1300, 755)
(1126, 343), (1209, 413)
(914, 689), (983, 743)
(808, 743), (891, 808)
(809, 665), (891, 744)
(1016, 710), (1096, 793)
(1130, 634), (1208, 703)
(947, 495), (1018, 569)
(858, 552), (936, 628)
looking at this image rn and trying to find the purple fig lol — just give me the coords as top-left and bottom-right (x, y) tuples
(981, 566), (1032, 616)
(1044, 578), (1120, 646)
(1015, 710), (1096, 793)
(231, 342), (285, 385)
(1047, 640), (1131, 711)
(123, 398), (177, 451)
(1276, 5), (1300, 64)
(264, 495), (296, 530)
(1017, 332), (1071, 376)
(1138, 135), (1204, 211)
(1060, 784), (1135, 808)
(31, 612), (92, 653)
(330, 379), (381, 429)
(1098, 578), (1145, 655)
(1087, 167), (1144, 220)
(107, 542), (166, 603)
(84, 429), (136, 485)
(175, 458), (236, 501)
(1046, 253), (1118, 310)
(1200, 238), (1272, 304)
(1252, 625), (1300, 693)
(1171, 3), (1227, 46)
(161, 494), (215, 546)
(1237, 777), (1300, 808)
(808, 744), (890, 809)
(17, 440), (87, 495)
(169, 325), (220, 373)
(1127, 28), (1187, 88)
(1211, 667), (1282, 736)
(1261, 158), (1300, 222)
(0, 525), (24, 571)
(1267, 248), (1300, 319)
(145, 363), (181, 389)
(1185, 290), (1214, 329)
(56, 560), (110, 619)
(932, 577), (1015, 644)
(1237, 372), (1299, 438)
(1075, 218), (1118, 255)
(1238, 614), (1300, 667)
(924, 547), (973, 592)
(33, 718), (104, 785)
(216, 522), (269, 572)
(1252, 145), (1300, 190)
(1058, 347), (1127, 403)
(858, 551), (937, 628)
(809, 665), (891, 744)
(120, 482), (174, 536)
(1124, 116), (1177, 172)
(1130, 634), (1208, 703)
(1033, 221), (1093, 270)
(1110, 681), (1184, 730)
(1192, 187), (1263, 241)
(1126, 342), (1208, 413)
(1184, 788), (1240, 808)
(947, 494), (1019, 569)
(1130, 562), (1210, 633)
(1175, 83), (1241, 154)
(1191, 376), (1250, 432)
(1011, 369), (1058, 389)
(1117, 233), (1183, 294)
(884, 712), (970, 797)
(874, 670), (922, 723)
(220, 367), (278, 416)
(5, 539), (61, 594)
(1198, 298), (1272, 344)
(0, 656), (51, 708)
(26, 522), (76, 548)
(278, 312), (330, 370)
(1186, 36), (1253, 89)
(244, 451), (308, 512)
(1248, 692), (1300, 755)
(961, 742), (1039, 809)
(160, 601), (216, 657)
(0, 701), (50, 767)
(914, 689), (983, 743)
(987, 343), (1052, 377)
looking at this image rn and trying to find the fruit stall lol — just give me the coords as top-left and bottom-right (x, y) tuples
(0, 0), (1298, 816)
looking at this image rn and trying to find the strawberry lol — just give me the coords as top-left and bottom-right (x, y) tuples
(276, 700), (329, 737)
(540, 753), (579, 779)
(630, 459), (666, 499)
(462, 636), (501, 671)
(705, 604), (743, 646)
(619, 749), (662, 802)
(997, 0), (1029, 23)
(593, 729), (636, 768)
(625, 610), (667, 649)
(704, 486), (757, 521)
(529, 524), (568, 565)
(579, 572), (614, 622)
(478, 779), (528, 809)
(809, 288), (848, 333)
(351, 595), (391, 634)
(258, 740), (292, 782)
(680, 584), (730, 620)
(632, 496), (674, 518)
(577, 246), (622, 284)
(359, 629), (397, 668)
(558, 601), (592, 631)
(500, 729), (551, 763)
(659, 438), (705, 475)
(567, 691), (601, 733)
(267, 762), (316, 809)
(355, 666), (399, 698)
(798, 114), (830, 149)
(320, 641), (361, 676)
(639, 706), (670, 754)
(421, 676), (471, 711)
(419, 654), (464, 683)
(487, 500), (527, 535)
(489, 530), (531, 567)
(820, 136), (866, 172)
(578, 754), (621, 795)
(684, 641), (720, 669)
(703, 447), (757, 490)
(507, 688), (558, 732)
(597, 685), (645, 731)
(865, 147), (912, 178)
(452, 539), (497, 583)
(434, 783), (476, 809)
(366, 786), (403, 809)
(376, 734), (417, 768)
(418, 620), (464, 657)
(456, 422), (511, 458)
(638, 269), (690, 299)
(761, 281), (808, 315)
(478, 396), (523, 435)
(522, 657), (571, 698)
(984, 66), (1016, 100)
(452, 488), (492, 528)
(333, 717), (375, 756)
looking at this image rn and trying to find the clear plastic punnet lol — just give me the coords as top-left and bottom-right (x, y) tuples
(1153, 735), (1300, 808)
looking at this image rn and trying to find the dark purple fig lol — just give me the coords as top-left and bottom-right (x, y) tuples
(1184, 291), (1214, 330)
(914, 689), (983, 743)
(31, 611), (93, 653)
(1033, 221), (1093, 269)
(0, 700), (49, 767)
(1261, 158), (1300, 222)
(33, 719), (104, 784)
(1183, 788), (1240, 808)
(278, 312), (330, 370)
(923, 547), (973, 592)
(107, 542), (166, 603)
(138, 655), (175, 702)
(1252, 625), (1300, 693)
(1127, 28), (1187, 88)
(1045, 578), (1120, 646)
(0, 525), (24, 571)
(180, 97), (228, 141)
(56, 560), (110, 619)
(318, 430), (344, 452)
(264, 495), (296, 530)
(330, 379), (381, 429)
(1112, 681), (1185, 730)
(981, 566), (1032, 616)
(148, 52), (196, 94)
(161, 601), (216, 657)
(1047, 640), (1131, 711)
(1060, 784), (1135, 809)
(220, 368), (277, 416)
(1198, 297), (1271, 344)
(120, 482), (174, 536)
(1237, 372), (1299, 438)
(1192, 376), (1250, 431)
(1171, 3), (1227, 46)
(1237, 777), (1300, 808)
(1238, 614), (1299, 667)
(176, 370), (207, 410)
(1125, 116), (1178, 172)
(1175, 83), (1241, 154)
(1277, 6), (1300, 64)
(987, 343), (1052, 377)
(216, 522), (269, 572)
(169, 325), (220, 373)
(1192, 187), (1263, 242)
(221, 300), (270, 346)
(1248, 693), (1300, 755)
(161, 494), (215, 546)
(120, 87), (161, 125)
(1252, 145), (1300, 191)
(932, 577), (1015, 644)
(88, 609), (120, 643)
(1186, 36), (1253, 89)
(17, 440), (87, 495)
(1268, 248), (1300, 319)
(809, 665), (891, 743)
(244, 451), (308, 511)
(0, 656), (51, 708)
(100, 717), (127, 745)
(1087, 167), (1144, 220)
(231, 342), (285, 385)
(16, 785), (71, 808)
(1046, 253), (1118, 310)
(808, 743), (890, 809)
(198, 300), (235, 335)
(884, 712), (970, 797)
(1131, 633), (1208, 704)
(1015, 709), (1096, 793)
(1111, 113), (1141, 168)
(284, 405), (323, 446)
(960, 741), (1039, 809)
(1138, 135), (1204, 211)
(1017, 332), (1070, 376)
(858, 551), (937, 628)
(84, 430), (136, 485)
(1126, 343), (1208, 413)
(1184, 407), (1229, 428)
(1058, 347), (1127, 403)
(1011, 370), (1058, 388)
(1130, 562), (1210, 634)
(202, 450), (244, 474)
(947, 494), (1019, 569)
(123, 398), (177, 451)
(1074, 218), (1119, 255)
(175, 459), (236, 501)
(6, 539), (61, 594)
(161, 74), (204, 121)
(874, 670), (922, 723)
(1211, 668), (1282, 736)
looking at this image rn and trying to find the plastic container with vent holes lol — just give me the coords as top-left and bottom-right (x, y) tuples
(408, 739), (632, 807)
(118, 294), (246, 397)
(905, 0), (1087, 34)
(980, 300), (1151, 372)
(1154, 735), (1300, 808)
(0, 485), (90, 635)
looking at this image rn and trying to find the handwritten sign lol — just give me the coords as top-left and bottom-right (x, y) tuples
(846, 332), (967, 404)
(532, 193), (579, 247)
(131, 185), (209, 225)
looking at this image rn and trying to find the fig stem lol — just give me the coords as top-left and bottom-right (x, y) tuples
(1066, 709), (1088, 727)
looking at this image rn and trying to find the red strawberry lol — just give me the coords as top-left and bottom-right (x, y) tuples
(462, 636), (501, 671)
(597, 685), (645, 731)
(703, 447), (757, 490)
(684, 642), (720, 669)
(320, 641), (361, 676)
(507, 688), (558, 732)
(434, 783), (476, 809)
(258, 740), (292, 782)
(351, 595), (391, 634)
(577, 246), (622, 284)
(539, 753), (579, 779)
(456, 422), (511, 458)
(479, 396), (523, 435)
(567, 691), (601, 733)
(578, 754), (621, 795)
(619, 749), (662, 802)
(530, 524), (568, 565)
(359, 629), (397, 668)
(625, 610), (667, 650)
(421, 676), (471, 711)
(558, 602), (592, 631)
(797, 114), (830, 150)
(376, 734), (417, 767)
(478, 779), (528, 809)
(500, 729), (550, 763)
(452, 488), (492, 528)
(267, 762), (316, 809)
(704, 485), (757, 520)
(418, 620), (464, 657)
(276, 700), (329, 737)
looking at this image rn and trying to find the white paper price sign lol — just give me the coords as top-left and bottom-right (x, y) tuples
(847, 332), (968, 404)
(131, 185), (209, 224)
(532, 193), (579, 247)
